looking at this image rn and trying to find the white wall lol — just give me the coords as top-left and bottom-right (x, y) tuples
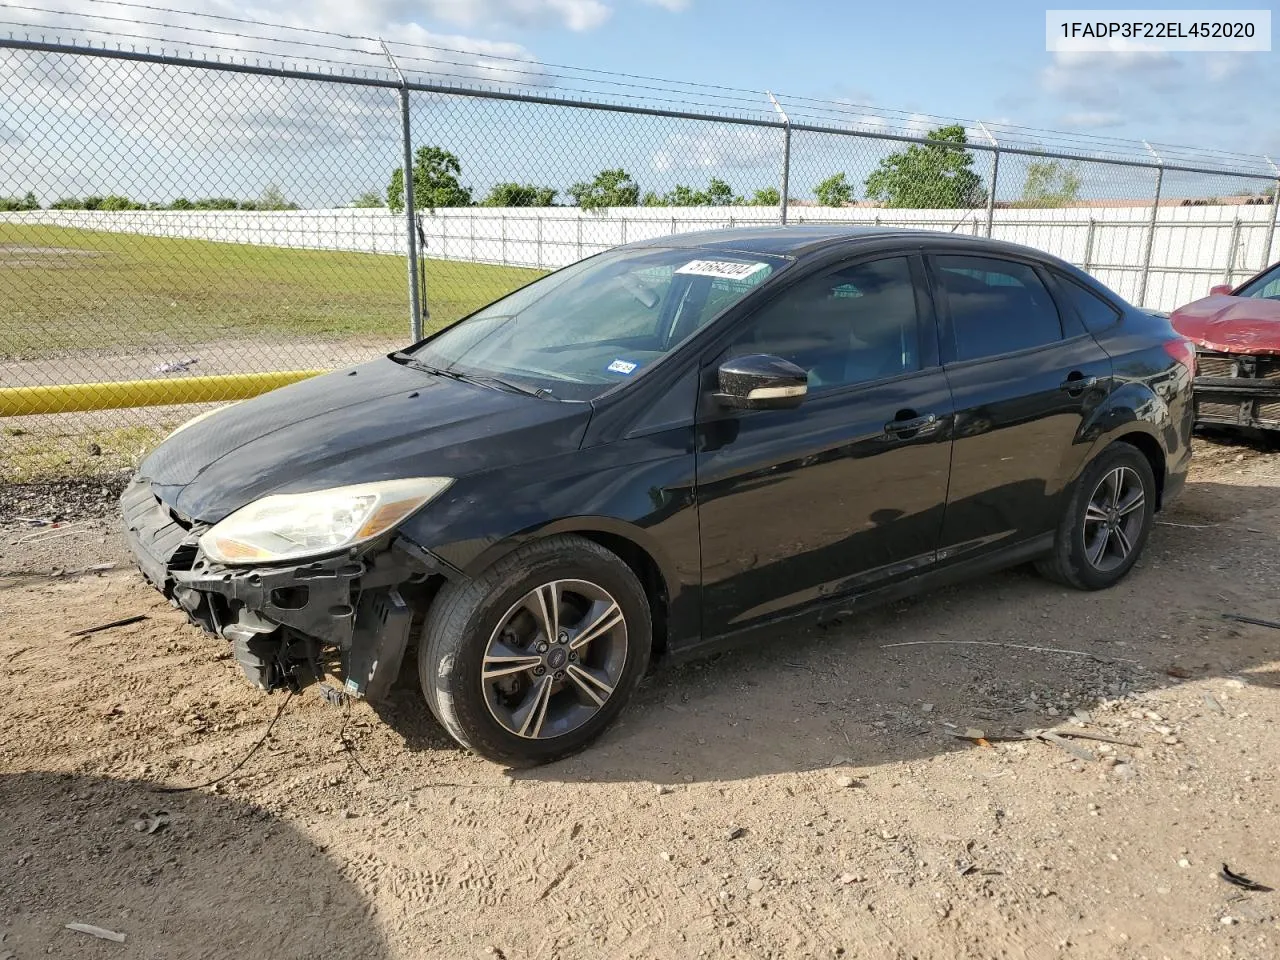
(5, 203), (1276, 312)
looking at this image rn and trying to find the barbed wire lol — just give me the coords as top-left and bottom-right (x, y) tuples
(0, 0), (1275, 177)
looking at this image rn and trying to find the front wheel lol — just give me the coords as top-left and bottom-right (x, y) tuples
(419, 535), (652, 766)
(1035, 442), (1157, 590)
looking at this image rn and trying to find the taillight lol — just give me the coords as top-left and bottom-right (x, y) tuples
(1164, 338), (1197, 377)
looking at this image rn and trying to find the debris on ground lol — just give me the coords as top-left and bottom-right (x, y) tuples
(65, 923), (126, 943)
(131, 811), (170, 835)
(1221, 864), (1273, 892)
(152, 357), (199, 374)
(69, 614), (148, 638)
(1220, 612), (1280, 631)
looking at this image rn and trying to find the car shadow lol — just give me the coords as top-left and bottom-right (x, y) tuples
(369, 473), (1280, 785)
(0, 771), (392, 959)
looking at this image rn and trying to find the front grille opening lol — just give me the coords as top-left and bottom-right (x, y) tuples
(1199, 401), (1242, 421)
(1196, 356), (1236, 379)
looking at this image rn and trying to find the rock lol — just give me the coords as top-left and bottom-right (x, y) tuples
(1162, 735), (1180, 746)
(835, 775), (858, 789)
(87, 443), (101, 457)
(1220, 916), (1236, 926)
(655, 784), (673, 796)
(1178, 858), (1191, 868)
(1111, 763), (1135, 781)
(921, 703), (934, 713)
(724, 826), (745, 841)
(746, 878), (765, 893)
(660, 851), (672, 862)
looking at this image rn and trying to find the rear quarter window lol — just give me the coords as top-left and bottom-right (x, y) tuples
(1055, 275), (1122, 333)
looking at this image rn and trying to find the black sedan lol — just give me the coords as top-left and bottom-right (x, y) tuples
(123, 226), (1195, 765)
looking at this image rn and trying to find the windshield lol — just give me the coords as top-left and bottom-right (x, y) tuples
(1237, 264), (1280, 301)
(405, 246), (789, 400)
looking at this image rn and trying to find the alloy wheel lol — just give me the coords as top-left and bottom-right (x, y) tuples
(1082, 465), (1146, 572)
(481, 579), (629, 740)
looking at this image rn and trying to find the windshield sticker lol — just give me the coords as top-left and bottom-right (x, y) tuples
(607, 359), (638, 375)
(674, 259), (769, 281)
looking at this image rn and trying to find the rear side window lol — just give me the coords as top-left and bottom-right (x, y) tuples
(935, 255), (1064, 362)
(1056, 275), (1121, 333)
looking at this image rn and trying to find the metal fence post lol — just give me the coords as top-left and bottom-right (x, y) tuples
(381, 40), (422, 341)
(1225, 216), (1242, 284)
(1268, 181), (1280, 266)
(978, 123), (998, 238)
(1266, 158), (1280, 267)
(768, 92), (790, 225)
(1138, 142), (1163, 307)
(1083, 218), (1096, 272)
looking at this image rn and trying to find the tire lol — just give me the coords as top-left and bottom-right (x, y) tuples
(1035, 441), (1157, 591)
(419, 534), (652, 766)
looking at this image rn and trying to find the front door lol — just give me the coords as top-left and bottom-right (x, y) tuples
(925, 251), (1114, 563)
(695, 255), (954, 637)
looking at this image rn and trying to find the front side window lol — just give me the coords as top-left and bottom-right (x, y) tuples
(935, 255), (1064, 361)
(1238, 264), (1280, 301)
(406, 247), (787, 400)
(723, 257), (922, 391)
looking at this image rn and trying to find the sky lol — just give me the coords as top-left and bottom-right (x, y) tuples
(2, 0), (1278, 206)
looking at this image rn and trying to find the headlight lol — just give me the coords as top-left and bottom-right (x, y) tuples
(199, 477), (452, 564)
(166, 402), (241, 441)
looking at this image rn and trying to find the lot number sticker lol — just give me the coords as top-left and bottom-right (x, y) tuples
(607, 359), (638, 374)
(674, 259), (769, 281)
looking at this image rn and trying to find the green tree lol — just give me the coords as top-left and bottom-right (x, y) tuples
(482, 182), (558, 207)
(814, 172), (855, 207)
(640, 178), (741, 207)
(568, 168), (640, 211)
(194, 198), (239, 210)
(351, 190), (384, 208)
(750, 186), (780, 205)
(864, 124), (987, 208)
(169, 197), (195, 210)
(1021, 160), (1082, 206)
(0, 191), (38, 211)
(49, 197), (82, 209)
(387, 146), (473, 213)
(257, 183), (297, 210)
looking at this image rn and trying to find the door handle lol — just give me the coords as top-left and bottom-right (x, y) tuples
(1059, 374), (1098, 394)
(884, 413), (939, 437)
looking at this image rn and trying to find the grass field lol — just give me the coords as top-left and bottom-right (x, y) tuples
(0, 224), (544, 357)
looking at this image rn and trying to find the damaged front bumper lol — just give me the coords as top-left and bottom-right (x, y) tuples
(121, 477), (453, 699)
(1192, 350), (1280, 430)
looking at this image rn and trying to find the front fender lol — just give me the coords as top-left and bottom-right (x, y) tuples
(396, 428), (702, 647)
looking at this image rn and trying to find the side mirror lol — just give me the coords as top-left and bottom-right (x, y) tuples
(714, 354), (808, 410)
(1209, 284), (1234, 296)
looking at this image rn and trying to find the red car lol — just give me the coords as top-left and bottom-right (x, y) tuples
(1171, 261), (1280, 431)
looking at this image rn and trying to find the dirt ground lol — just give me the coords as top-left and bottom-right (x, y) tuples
(2, 435), (1280, 960)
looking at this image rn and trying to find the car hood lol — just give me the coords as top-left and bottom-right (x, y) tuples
(140, 357), (592, 522)
(1170, 295), (1280, 355)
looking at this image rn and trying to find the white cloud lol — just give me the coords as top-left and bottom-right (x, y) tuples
(650, 126), (780, 174)
(1059, 110), (1126, 130)
(643, 0), (692, 10)
(1040, 49), (1182, 107)
(22, 0), (612, 36)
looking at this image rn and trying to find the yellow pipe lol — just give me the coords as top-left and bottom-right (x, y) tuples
(0, 369), (325, 417)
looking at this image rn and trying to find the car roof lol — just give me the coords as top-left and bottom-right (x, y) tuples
(624, 224), (1060, 262)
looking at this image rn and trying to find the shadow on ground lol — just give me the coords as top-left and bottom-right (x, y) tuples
(0, 771), (392, 959)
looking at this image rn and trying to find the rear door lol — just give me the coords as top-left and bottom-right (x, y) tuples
(694, 254), (954, 636)
(926, 250), (1113, 564)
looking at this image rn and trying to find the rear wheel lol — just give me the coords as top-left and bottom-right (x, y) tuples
(419, 535), (652, 766)
(1035, 442), (1156, 590)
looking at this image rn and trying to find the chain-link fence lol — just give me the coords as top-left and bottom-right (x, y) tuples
(2, 31), (1278, 482)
